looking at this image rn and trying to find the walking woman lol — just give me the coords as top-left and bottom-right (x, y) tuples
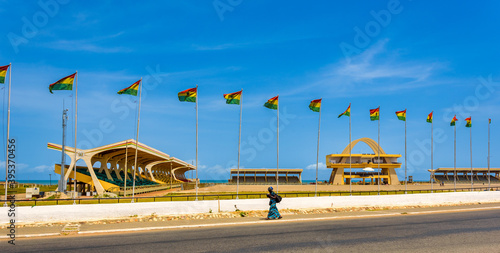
(266, 187), (282, 220)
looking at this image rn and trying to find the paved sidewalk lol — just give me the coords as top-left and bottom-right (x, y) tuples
(2, 202), (499, 239)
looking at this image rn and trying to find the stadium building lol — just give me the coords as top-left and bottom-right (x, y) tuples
(48, 139), (195, 196)
(430, 168), (500, 184)
(228, 168), (302, 184)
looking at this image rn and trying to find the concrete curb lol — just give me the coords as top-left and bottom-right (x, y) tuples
(1, 191), (499, 224)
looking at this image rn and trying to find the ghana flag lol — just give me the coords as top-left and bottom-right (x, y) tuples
(0, 65), (9, 84)
(309, 99), (321, 112)
(465, 117), (472, 128)
(264, 95), (278, 110)
(426, 112), (433, 123)
(370, 107), (380, 121)
(223, 90), (242, 105)
(450, 115), (458, 126)
(117, 80), (140, 96)
(338, 103), (351, 118)
(178, 87), (197, 102)
(49, 73), (76, 94)
(395, 109), (406, 121)
(489, 118), (492, 124)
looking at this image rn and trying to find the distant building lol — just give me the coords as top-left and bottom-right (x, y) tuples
(429, 168), (500, 184)
(229, 168), (302, 184)
(326, 137), (401, 185)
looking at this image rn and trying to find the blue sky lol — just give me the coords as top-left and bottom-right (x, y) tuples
(1, 0), (499, 181)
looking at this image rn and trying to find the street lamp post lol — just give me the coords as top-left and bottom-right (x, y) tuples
(49, 174), (52, 186)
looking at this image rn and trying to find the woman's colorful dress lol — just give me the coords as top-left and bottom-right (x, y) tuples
(267, 192), (281, 219)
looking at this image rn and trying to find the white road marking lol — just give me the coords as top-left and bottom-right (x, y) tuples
(78, 205), (500, 235)
(2, 205), (498, 239)
(0, 233), (60, 239)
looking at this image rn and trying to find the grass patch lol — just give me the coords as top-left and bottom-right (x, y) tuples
(0, 185), (58, 195)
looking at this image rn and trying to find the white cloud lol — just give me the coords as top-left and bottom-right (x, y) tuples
(189, 33), (324, 52)
(284, 39), (449, 98)
(207, 164), (230, 175)
(0, 161), (28, 170)
(30, 165), (53, 173)
(305, 162), (327, 170)
(334, 40), (443, 83)
(185, 160), (231, 181)
(192, 43), (245, 51)
(185, 159), (205, 169)
(42, 32), (131, 53)
(44, 40), (131, 53)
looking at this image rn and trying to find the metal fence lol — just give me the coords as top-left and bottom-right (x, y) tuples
(11, 186), (499, 206)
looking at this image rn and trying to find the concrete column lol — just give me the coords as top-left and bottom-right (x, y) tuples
(135, 163), (145, 181)
(171, 168), (180, 182)
(98, 157), (113, 180)
(388, 168), (400, 185)
(331, 168), (344, 185)
(111, 161), (123, 180)
(64, 158), (77, 181)
(82, 157), (105, 195)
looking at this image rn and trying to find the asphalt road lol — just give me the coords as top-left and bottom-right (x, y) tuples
(5, 209), (500, 253)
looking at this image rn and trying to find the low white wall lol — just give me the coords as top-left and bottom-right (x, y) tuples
(1, 191), (499, 224)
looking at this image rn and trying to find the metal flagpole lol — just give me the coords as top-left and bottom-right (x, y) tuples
(349, 104), (352, 196)
(454, 121), (456, 192)
(73, 71), (78, 204)
(124, 141), (128, 196)
(236, 89), (242, 199)
(431, 118), (433, 193)
(470, 123), (473, 191)
(377, 106), (380, 195)
(276, 96), (279, 193)
(131, 78), (142, 203)
(315, 99), (321, 197)
(488, 119), (490, 191)
(3, 63), (11, 207)
(404, 110), (407, 194)
(195, 85), (199, 200)
(60, 107), (68, 193)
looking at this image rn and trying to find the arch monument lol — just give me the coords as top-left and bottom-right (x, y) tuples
(325, 137), (401, 185)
